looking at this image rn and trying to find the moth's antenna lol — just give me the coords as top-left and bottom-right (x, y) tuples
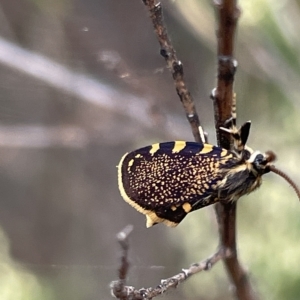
(269, 165), (300, 201)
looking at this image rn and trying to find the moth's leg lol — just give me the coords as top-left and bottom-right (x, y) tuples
(210, 90), (251, 153)
(223, 93), (237, 128)
(219, 94), (251, 154)
(198, 125), (206, 144)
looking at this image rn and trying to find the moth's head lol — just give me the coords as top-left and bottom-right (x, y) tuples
(247, 150), (276, 175)
(247, 149), (300, 201)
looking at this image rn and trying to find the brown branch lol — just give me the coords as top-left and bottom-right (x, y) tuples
(142, 0), (203, 143)
(111, 228), (231, 300)
(110, 225), (133, 300)
(212, 1), (258, 299)
(112, 1), (259, 299)
(111, 2), (234, 299)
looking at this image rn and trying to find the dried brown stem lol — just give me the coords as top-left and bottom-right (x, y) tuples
(112, 1), (259, 299)
(213, 1), (258, 300)
(110, 225), (133, 300)
(142, 0), (203, 143)
(111, 1), (235, 299)
(111, 240), (230, 300)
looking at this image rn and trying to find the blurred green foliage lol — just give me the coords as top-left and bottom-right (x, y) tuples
(0, 229), (53, 300)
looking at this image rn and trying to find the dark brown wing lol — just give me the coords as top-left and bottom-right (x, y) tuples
(118, 141), (233, 227)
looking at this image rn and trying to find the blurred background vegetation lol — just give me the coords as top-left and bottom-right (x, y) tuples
(0, 0), (299, 299)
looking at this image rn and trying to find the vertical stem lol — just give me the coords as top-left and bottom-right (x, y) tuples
(213, 0), (239, 147)
(213, 1), (259, 299)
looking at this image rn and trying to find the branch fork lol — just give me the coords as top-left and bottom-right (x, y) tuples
(111, 1), (258, 299)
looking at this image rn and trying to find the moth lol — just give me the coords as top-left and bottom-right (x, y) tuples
(118, 120), (300, 227)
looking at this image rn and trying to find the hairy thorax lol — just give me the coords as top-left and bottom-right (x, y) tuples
(216, 159), (263, 202)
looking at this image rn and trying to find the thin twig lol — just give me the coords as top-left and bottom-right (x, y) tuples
(212, 1), (258, 299)
(112, 1), (256, 299)
(111, 225), (133, 300)
(111, 1), (232, 299)
(142, 0), (203, 143)
(111, 238), (231, 300)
